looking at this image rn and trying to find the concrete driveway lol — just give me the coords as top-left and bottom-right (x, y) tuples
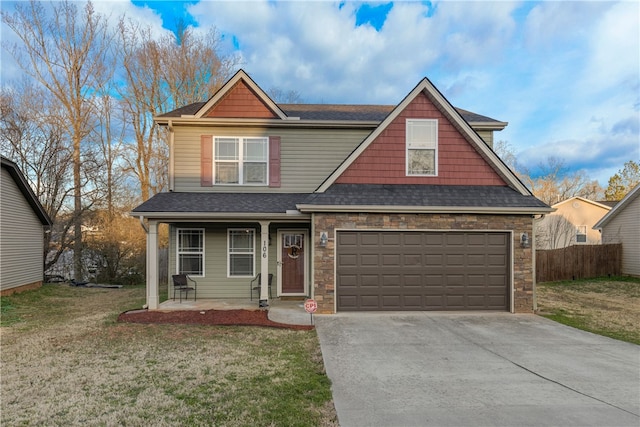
(315, 312), (640, 427)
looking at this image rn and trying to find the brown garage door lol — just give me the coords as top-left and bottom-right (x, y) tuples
(336, 231), (510, 311)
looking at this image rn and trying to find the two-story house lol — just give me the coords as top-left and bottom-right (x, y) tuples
(132, 70), (551, 313)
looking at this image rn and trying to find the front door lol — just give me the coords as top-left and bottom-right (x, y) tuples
(278, 230), (307, 295)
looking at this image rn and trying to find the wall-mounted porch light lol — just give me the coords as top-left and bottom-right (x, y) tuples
(521, 232), (529, 248)
(319, 232), (328, 247)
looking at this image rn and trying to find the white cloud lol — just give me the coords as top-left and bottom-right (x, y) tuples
(1, 0), (171, 84)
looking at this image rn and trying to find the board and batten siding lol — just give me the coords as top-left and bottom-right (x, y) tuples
(172, 125), (371, 193)
(168, 224), (279, 299)
(601, 195), (640, 276)
(1, 168), (45, 292)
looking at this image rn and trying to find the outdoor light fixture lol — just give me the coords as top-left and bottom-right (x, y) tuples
(521, 232), (529, 248)
(319, 232), (328, 247)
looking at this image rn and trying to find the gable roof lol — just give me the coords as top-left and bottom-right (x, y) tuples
(158, 101), (505, 127)
(594, 184), (640, 229)
(316, 77), (529, 195)
(193, 70), (288, 120)
(155, 69), (507, 131)
(551, 196), (612, 211)
(297, 184), (551, 214)
(1, 156), (52, 226)
(132, 184), (552, 218)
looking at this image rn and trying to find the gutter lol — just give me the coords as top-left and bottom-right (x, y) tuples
(295, 204), (555, 215)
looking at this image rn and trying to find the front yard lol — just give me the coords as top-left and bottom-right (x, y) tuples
(0, 284), (337, 426)
(536, 276), (640, 345)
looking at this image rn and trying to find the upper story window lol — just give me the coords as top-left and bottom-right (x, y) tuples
(406, 119), (438, 176)
(576, 225), (587, 243)
(215, 137), (268, 185)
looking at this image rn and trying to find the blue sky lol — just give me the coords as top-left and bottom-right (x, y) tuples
(2, 1), (639, 186)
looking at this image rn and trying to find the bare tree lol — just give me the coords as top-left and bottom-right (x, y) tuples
(89, 92), (128, 216)
(0, 82), (75, 272)
(117, 21), (240, 200)
(2, 0), (114, 280)
(268, 87), (304, 104)
(521, 157), (603, 205)
(536, 214), (577, 249)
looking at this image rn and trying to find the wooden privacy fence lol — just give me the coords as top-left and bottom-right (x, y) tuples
(536, 244), (621, 282)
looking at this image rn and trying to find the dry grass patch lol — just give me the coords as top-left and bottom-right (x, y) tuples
(1, 284), (337, 426)
(536, 276), (640, 344)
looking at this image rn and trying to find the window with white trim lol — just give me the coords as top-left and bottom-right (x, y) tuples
(177, 228), (204, 276)
(215, 137), (268, 185)
(228, 229), (255, 277)
(576, 225), (587, 243)
(406, 119), (437, 176)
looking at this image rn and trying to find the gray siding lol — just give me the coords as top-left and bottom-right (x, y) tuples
(168, 223), (285, 298)
(1, 168), (44, 291)
(601, 196), (640, 276)
(173, 125), (371, 193)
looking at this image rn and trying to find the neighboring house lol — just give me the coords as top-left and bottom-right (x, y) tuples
(536, 197), (612, 249)
(594, 184), (640, 277)
(1, 156), (52, 296)
(132, 70), (551, 313)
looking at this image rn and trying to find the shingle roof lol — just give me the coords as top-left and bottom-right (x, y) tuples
(132, 192), (307, 213)
(302, 184), (550, 209)
(158, 102), (502, 124)
(1, 156), (52, 225)
(133, 184), (550, 216)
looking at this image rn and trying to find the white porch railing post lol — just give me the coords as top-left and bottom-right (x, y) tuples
(259, 221), (270, 307)
(146, 220), (159, 310)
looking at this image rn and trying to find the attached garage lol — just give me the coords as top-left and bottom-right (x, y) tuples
(336, 231), (511, 311)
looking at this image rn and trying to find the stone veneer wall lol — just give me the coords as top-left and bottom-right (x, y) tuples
(313, 213), (534, 314)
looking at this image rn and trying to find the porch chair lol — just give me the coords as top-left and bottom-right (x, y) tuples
(172, 274), (197, 302)
(250, 273), (273, 300)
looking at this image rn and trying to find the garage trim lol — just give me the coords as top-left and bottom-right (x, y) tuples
(333, 228), (514, 313)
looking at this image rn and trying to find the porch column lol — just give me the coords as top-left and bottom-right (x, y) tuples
(146, 220), (159, 310)
(259, 221), (270, 307)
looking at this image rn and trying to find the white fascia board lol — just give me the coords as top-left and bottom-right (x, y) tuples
(153, 116), (381, 129)
(594, 184), (640, 229)
(468, 121), (509, 130)
(193, 70), (288, 120)
(295, 204), (554, 215)
(552, 196), (612, 211)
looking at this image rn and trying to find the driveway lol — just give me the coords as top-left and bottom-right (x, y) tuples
(315, 312), (640, 427)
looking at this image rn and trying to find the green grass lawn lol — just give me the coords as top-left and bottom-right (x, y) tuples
(536, 276), (640, 345)
(1, 284), (337, 426)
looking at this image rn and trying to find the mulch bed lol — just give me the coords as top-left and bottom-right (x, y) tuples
(117, 309), (314, 330)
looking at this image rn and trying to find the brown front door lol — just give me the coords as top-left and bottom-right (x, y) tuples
(279, 231), (306, 294)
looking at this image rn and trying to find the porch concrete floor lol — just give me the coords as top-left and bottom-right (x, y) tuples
(158, 298), (261, 311)
(157, 298), (312, 326)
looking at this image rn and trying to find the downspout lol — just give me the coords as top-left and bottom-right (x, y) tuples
(137, 215), (149, 309)
(532, 214), (546, 312)
(139, 216), (149, 233)
(168, 119), (175, 192)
